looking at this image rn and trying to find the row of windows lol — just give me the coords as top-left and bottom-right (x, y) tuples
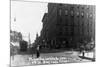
(57, 31), (93, 36)
(58, 16), (93, 26)
(57, 31), (73, 36)
(57, 31), (94, 38)
(57, 25), (94, 35)
(62, 4), (94, 10)
(57, 22), (93, 28)
(59, 9), (93, 18)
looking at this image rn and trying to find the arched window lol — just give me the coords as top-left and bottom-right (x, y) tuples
(65, 10), (68, 15)
(81, 12), (84, 17)
(59, 9), (62, 16)
(87, 13), (89, 18)
(76, 12), (79, 17)
(71, 10), (74, 16)
(89, 13), (93, 18)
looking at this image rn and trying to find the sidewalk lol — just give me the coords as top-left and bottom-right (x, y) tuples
(79, 51), (95, 61)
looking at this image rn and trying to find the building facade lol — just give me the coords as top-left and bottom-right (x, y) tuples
(41, 3), (95, 49)
(10, 30), (22, 46)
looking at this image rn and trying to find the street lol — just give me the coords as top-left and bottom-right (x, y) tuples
(11, 51), (92, 66)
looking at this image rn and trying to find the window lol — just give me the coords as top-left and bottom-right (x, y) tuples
(71, 10), (74, 16)
(64, 4), (67, 7)
(87, 13), (89, 18)
(89, 13), (93, 18)
(63, 26), (72, 35)
(62, 27), (66, 35)
(59, 9), (62, 16)
(58, 31), (62, 36)
(59, 17), (62, 23)
(82, 22), (84, 26)
(76, 12), (79, 17)
(90, 27), (92, 33)
(86, 5), (89, 9)
(82, 6), (84, 9)
(59, 4), (62, 6)
(65, 10), (68, 15)
(57, 17), (62, 25)
(81, 12), (84, 17)
(77, 6), (79, 9)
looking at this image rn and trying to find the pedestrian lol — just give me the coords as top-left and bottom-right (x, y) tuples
(82, 50), (85, 57)
(36, 45), (40, 58)
(31, 46), (34, 58)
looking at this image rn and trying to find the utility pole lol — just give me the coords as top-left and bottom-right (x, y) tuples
(28, 33), (31, 48)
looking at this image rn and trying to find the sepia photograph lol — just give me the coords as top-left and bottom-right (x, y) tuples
(10, 0), (95, 66)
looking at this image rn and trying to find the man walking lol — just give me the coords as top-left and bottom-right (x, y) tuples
(36, 45), (40, 58)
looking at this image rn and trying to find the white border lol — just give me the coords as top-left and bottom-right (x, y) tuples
(0, 0), (99, 67)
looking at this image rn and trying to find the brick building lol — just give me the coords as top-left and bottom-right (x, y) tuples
(40, 3), (95, 49)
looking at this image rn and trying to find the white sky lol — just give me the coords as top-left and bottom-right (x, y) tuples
(11, 1), (47, 43)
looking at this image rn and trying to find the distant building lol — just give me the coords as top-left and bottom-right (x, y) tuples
(40, 3), (95, 49)
(34, 33), (41, 46)
(10, 30), (22, 46)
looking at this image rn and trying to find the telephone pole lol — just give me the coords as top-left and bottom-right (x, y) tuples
(28, 33), (31, 48)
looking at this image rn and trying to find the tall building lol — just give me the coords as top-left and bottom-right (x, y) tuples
(41, 3), (95, 49)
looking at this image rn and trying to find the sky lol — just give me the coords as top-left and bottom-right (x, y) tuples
(11, 1), (48, 43)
